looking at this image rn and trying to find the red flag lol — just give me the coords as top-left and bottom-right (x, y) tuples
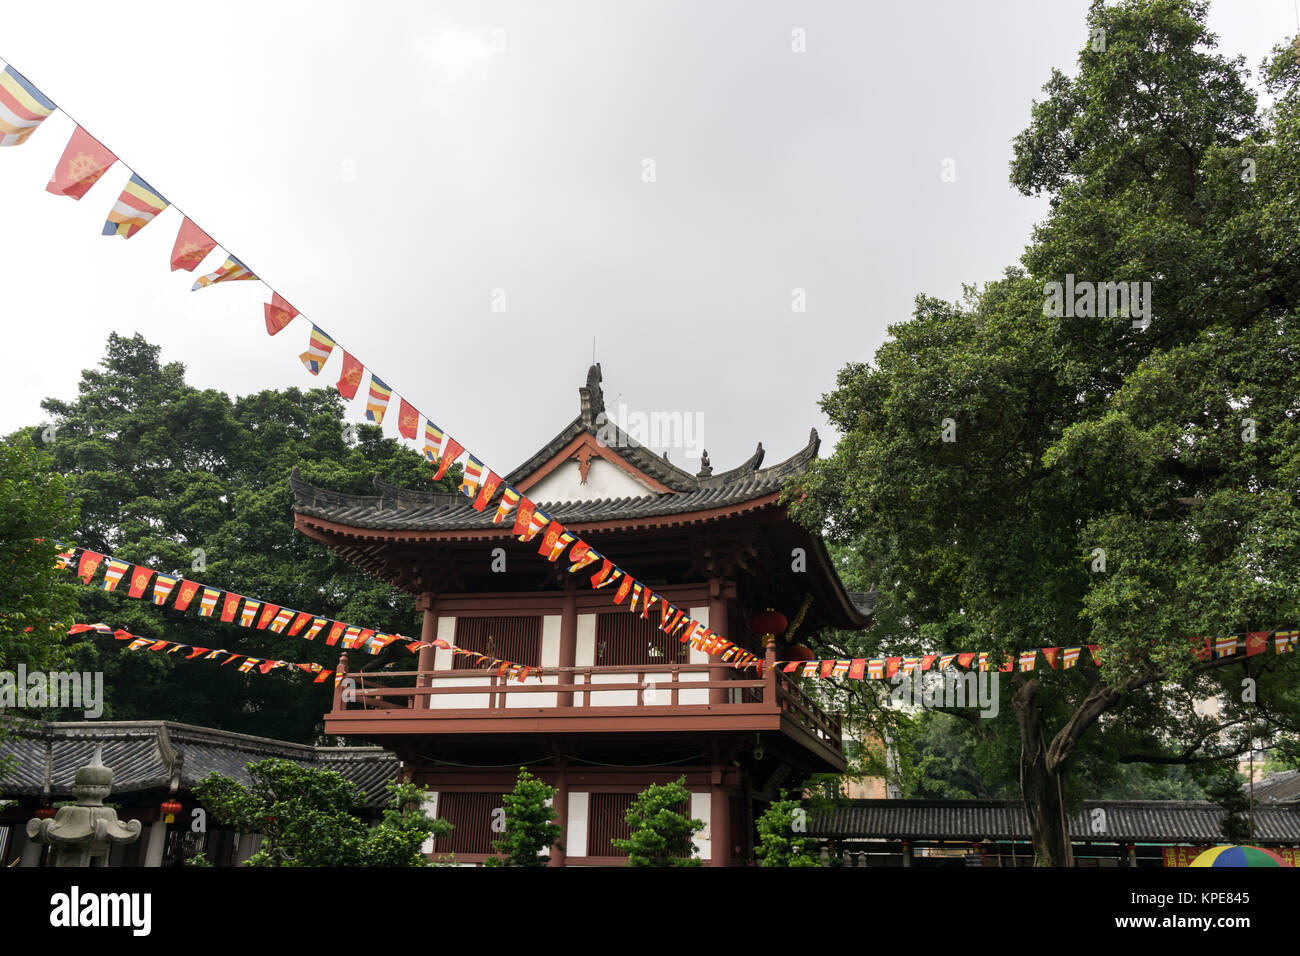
(1246, 632), (1269, 657)
(1088, 644), (1102, 665)
(337, 352), (365, 400)
(432, 437), (464, 481)
(819, 660), (835, 679)
(1190, 636), (1212, 661)
(127, 565), (153, 599)
(257, 604), (280, 629)
(325, 621), (346, 646)
(848, 659), (866, 680)
(397, 399), (419, 440)
(313, 669), (333, 684)
(472, 470), (502, 511)
(46, 126), (117, 199)
(288, 612), (312, 637)
(169, 217), (218, 272)
(186, 647), (209, 659)
(173, 579), (200, 611)
(885, 657), (901, 678)
(956, 652), (975, 668)
(264, 293), (298, 336)
(1041, 647), (1060, 669)
(220, 593), (242, 623)
(76, 550), (104, 584)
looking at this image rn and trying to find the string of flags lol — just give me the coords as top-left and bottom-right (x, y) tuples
(6, 56), (765, 674)
(770, 631), (1298, 681)
(53, 545), (1299, 686)
(67, 622), (339, 683)
(54, 543), (543, 679)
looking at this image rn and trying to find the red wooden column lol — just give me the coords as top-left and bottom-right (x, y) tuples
(415, 592), (438, 709)
(550, 757), (568, 868)
(710, 766), (730, 867)
(557, 585), (577, 708)
(708, 578), (728, 706)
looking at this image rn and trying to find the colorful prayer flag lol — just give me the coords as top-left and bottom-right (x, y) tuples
(101, 558), (130, 592)
(1040, 647), (1060, 670)
(337, 352), (365, 400)
(459, 456), (485, 499)
(304, 618), (328, 641)
(299, 325), (336, 375)
(538, 523), (573, 562)
(198, 587), (221, 617)
(103, 173), (168, 238)
(221, 593), (241, 623)
(1214, 636), (1238, 658)
(0, 66), (56, 147)
(515, 504), (551, 542)
(365, 375), (392, 423)
(1245, 632), (1269, 657)
(170, 217), (217, 272)
(240, 600), (261, 627)
(1275, 631), (1297, 655)
(192, 255), (256, 290)
(46, 126), (116, 199)
(325, 621), (346, 646)
(938, 653), (958, 670)
(1018, 649), (1037, 672)
(263, 292), (298, 334)
(1062, 647), (1081, 669)
(151, 573), (178, 606)
(493, 485), (521, 524)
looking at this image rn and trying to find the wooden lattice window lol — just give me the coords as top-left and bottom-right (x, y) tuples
(594, 612), (688, 666)
(431, 792), (506, 855)
(451, 616), (542, 670)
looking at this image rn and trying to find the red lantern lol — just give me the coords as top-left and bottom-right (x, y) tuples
(34, 806), (56, 819)
(781, 644), (815, 662)
(749, 608), (788, 640)
(161, 799), (182, 823)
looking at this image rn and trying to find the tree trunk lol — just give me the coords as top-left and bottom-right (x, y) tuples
(1011, 678), (1072, 866)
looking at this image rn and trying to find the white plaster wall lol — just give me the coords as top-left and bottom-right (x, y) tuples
(420, 792), (439, 855)
(432, 616), (456, 670)
(681, 605), (710, 705)
(526, 458), (656, 503)
(567, 791), (589, 858)
(691, 793), (712, 862)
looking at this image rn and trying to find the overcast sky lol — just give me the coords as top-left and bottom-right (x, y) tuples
(1, 1), (1293, 478)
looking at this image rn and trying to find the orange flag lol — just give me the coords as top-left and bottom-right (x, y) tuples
(397, 399), (419, 440)
(337, 352), (364, 400)
(264, 293), (298, 335)
(170, 217), (217, 272)
(46, 126), (117, 199)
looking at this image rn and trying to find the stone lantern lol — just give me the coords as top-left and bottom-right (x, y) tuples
(27, 745), (142, 866)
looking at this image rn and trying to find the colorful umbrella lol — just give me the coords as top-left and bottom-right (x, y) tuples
(1190, 845), (1290, 867)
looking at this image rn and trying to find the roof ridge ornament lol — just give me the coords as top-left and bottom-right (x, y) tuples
(697, 450), (712, 478)
(579, 362), (604, 426)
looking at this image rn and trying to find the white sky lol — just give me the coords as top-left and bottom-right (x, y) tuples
(0, 1), (1293, 476)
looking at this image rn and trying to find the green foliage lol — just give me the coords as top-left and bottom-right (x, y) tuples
(191, 757), (448, 866)
(0, 436), (80, 671)
(28, 332), (460, 740)
(755, 795), (820, 867)
(787, 0), (1300, 831)
(611, 777), (704, 866)
(1204, 766), (1253, 843)
(484, 768), (563, 866)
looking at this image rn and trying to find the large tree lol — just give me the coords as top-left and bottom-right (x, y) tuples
(13, 331), (458, 742)
(792, 0), (1300, 864)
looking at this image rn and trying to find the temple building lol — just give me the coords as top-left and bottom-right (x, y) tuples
(290, 364), (873, 865)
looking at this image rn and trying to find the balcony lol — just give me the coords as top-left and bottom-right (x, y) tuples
(326, 659), (844, 770)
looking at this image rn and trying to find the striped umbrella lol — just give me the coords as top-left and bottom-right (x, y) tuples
(1190, 845), (1290, 867)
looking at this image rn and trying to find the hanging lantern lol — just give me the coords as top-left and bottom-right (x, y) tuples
(160, 798), (182, 824)
(749, 608), (788, 641)
(780, 644), (815, 662)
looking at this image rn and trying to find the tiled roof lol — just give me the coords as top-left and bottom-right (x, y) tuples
(290, 439), (817, 534)
(809, 799), (1300, 843)
(1254, 770), (1300, 804)
(0, 721), (398, 809)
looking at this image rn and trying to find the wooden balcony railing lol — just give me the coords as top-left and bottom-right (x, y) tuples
(327, 648), (843, 759)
